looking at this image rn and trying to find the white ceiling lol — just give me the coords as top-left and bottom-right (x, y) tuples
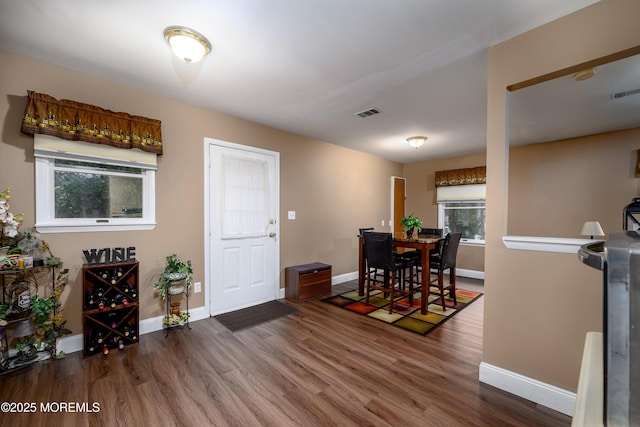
(3, 0), (630, 164)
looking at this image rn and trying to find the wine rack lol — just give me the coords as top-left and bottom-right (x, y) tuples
(82, 261), (139, 357)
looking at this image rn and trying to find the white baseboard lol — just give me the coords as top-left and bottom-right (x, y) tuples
(56, 305), (210, 356)
(334, 269), (484, 284)
(479, 362), (576, 417)
(332, 271), (358, 285)
(456, 268), (484, 280)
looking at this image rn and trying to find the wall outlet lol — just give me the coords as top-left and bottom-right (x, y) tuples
(194, 281), (201, 293)
(381, 220), (385, 226)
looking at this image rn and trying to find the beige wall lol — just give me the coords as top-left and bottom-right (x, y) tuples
(486, 0), (640, 392)
(509, 128), (640, 237)
(0, 50), (402, 335)
(403, 152), (486, 272)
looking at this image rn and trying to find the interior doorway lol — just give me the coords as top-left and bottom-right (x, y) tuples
(392, 176), (406, 236)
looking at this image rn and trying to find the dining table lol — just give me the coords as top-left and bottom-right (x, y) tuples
(358, 233), (441, 315)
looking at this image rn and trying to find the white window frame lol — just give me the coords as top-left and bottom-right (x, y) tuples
(437, 200), (486, 246)
(34, 145), (156, 233)
(436, 184), (486, 246)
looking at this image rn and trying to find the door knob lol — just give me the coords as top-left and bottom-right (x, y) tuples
(269, 232), (276, 238)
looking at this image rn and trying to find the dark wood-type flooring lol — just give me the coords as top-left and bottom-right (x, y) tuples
(0, 278), (571, 426)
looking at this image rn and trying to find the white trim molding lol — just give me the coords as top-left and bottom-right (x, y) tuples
(502, 235), (595, 254)
(479, 362), (576, 417)
(56, 305), (210, 356)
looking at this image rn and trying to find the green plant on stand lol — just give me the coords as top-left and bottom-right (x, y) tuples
(400, 214), (423, 239)
(153, 254), (193, 299)
(154, 254), (192, 327)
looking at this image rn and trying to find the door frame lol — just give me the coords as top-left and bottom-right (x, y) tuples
(203, 138), (281, 316)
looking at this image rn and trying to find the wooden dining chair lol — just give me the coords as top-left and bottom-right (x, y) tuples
(428, 232), (462, 311)
(363, 232), (414, 314)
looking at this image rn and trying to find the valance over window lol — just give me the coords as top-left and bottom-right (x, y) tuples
(435, 166), (485, 187)
(20, 90), (163, 155)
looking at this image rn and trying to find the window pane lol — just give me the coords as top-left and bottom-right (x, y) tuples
(442, 202), (486, 240)
(54, 162), (143, 219)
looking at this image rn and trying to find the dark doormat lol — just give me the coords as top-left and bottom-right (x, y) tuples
(214, 300), (298, 332)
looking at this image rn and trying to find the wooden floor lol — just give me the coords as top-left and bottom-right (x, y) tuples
(0, 278), (571, 427)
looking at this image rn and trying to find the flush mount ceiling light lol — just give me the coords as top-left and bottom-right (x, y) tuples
(163, 26), (211, 64)
(573, 67), (597, 81)
(407, 136), (427, 148)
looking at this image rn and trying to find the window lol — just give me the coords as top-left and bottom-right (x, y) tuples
(436, 183), (486, 245)
(34, 135), (156, 233)
(438, 201), (486, 244)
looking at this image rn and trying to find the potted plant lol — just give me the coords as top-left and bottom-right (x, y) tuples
(154, 254), (193, 299)
(400, 214), (423, 239)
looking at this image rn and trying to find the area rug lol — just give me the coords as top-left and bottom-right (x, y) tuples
(323, 287), (482, 336)
(214, 300), (298, 332)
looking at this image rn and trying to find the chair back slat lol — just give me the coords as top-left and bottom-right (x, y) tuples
(363, 232), (396, 270)
(439, 233), (462, 269)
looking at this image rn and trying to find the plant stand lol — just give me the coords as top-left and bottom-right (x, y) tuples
(1, 265), (57, 374)
(164, 284), (190, 337)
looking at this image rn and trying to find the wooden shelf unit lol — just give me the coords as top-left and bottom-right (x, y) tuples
(82, 261), (139, 357)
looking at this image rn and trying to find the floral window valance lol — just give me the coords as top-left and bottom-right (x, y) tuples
(20, 90), (162, 155)
(435, 166), (486, 187)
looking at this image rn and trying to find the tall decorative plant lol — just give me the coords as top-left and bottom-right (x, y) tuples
(0, 187), (24, 249)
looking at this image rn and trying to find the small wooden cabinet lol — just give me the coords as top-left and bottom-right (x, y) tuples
(82, 261), (139, 357)
(285, 262), (331, 301)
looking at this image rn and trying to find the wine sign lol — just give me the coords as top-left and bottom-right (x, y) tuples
(83, 247), (136, 265)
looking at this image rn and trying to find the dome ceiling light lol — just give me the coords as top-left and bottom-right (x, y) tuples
(407, 136), (427, 148)
(163, 26), (211, 64)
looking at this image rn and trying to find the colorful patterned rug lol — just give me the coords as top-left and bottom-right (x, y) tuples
(322, 287), (482, 336)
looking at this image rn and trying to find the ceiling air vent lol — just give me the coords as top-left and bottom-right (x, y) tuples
(611, 88), (640, 100)
(354, 107), (381, 118)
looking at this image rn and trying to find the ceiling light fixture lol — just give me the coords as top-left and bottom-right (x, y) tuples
(407, 136), (427, 148)
(573, 67), (597, 81)
(163, 26), (211, 64)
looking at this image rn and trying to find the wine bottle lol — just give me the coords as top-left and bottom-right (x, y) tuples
(108, 312), (118, 329)
(86, 290), (95, 308)
(114, 294), (128, 306)
(114, 338), (125, 350)
(96, 285), (105, 297)
(97, 297), (108, 310)
(96, 331), (104, 344)
(110, 297), (117, 309)
(101, 343), (109, 355)
(101, 270), (109, 280)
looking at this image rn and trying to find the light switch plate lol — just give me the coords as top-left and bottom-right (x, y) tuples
(288, 211), (296, 220)
(194, 282), (201, 293)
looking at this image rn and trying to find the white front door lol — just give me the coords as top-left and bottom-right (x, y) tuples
(205, 138), (280, 315)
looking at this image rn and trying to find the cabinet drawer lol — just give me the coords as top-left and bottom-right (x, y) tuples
(298, 268), (331, 286)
